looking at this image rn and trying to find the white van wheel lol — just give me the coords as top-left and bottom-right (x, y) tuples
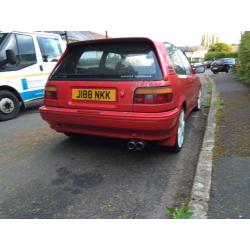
(0, 91), (20, 121)
(0, 98), (15, 113)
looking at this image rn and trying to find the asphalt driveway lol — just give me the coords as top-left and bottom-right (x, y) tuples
(0, 85), (207, 218)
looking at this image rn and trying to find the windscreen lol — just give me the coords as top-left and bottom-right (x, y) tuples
(0, 33), (7, 47)
(223, 58), (236, 64)
(52, 42), (163, 81)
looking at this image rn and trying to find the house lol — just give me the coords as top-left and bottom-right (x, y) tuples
(48, 31), (107, 43)
(231, 44), (239, 52)
(179, 46), (208, 62)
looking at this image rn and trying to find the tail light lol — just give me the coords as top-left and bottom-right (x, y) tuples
(134, 87), (173, 104)
(45, 86), (57, 99)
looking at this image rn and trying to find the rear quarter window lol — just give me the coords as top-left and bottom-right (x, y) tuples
(51, 42), (163, 81)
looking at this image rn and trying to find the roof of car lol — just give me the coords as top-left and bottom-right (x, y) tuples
(7, 31), (61, 38)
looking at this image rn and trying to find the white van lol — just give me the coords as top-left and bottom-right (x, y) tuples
(0, 31), (65, 121)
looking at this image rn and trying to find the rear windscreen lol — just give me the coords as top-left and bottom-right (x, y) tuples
(51, 42), (163, 81)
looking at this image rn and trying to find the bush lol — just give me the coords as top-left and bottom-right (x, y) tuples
(236, 31), (250, 83)
(208, 42), (233, 53)
(204, 52), (238, 61)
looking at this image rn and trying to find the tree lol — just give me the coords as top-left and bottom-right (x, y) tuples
(208, 42), (232, 53)
(237, 31), (250, 82)
(205, 33), (209, 47)
(212, 34), (215, 45)
(201, 34), (205, 46)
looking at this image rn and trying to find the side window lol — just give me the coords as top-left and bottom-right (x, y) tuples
(16, 34), (37, 66)
(77, 51), (103, 70)
(0, 34), (18, 70)
(176, 49), (192, 75)
(0, 34), (36, 70)
(37, 37), (62, 62)
(164, 43), (186, 75)
(105, 53), (122, 69)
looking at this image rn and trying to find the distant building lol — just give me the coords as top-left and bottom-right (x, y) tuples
(180, 46), (208, 62)
(231, 44), (239, 52)
(48, 31), (107, 43)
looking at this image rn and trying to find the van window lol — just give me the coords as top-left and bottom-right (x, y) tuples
(52, 42), (163, 81)
(37, 37), (62, 62)
(0, 33), (7, 46)
(0, 33), (36, 71)
(0, 34), (18, 70)
(16, 34), (37, 66)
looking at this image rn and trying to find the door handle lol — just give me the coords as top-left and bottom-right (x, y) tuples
(39, 65), (43, 71)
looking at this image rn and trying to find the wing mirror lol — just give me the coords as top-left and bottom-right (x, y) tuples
(0, 49), (17, 68)
(6, 50), (17, 65)
(192, 65), (205, 74)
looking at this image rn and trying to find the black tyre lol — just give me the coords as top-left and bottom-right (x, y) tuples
(212, 71), (218, 74)
(170, 108), (185, 153)
(0, 90), (20, 121)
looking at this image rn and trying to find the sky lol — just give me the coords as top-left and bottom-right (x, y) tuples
(1, 0), (249, 46)
(97, 30), (242, 46)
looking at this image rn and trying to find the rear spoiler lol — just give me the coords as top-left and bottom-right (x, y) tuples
(67, 37), (157, 48)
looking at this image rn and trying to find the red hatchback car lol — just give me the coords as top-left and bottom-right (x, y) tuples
(40, 37), (204, 152)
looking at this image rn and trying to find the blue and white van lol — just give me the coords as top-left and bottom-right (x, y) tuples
(0, 32), (65, 121)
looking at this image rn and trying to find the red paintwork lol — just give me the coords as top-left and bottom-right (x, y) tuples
(40, 37), (201, 147)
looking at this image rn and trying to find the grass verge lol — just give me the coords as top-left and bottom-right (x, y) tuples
(213, 87), (225, 159)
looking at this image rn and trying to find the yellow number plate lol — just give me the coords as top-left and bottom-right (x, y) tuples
(72, 89), (116, 102)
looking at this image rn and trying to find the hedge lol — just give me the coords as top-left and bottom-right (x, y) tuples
(236, 31), (250, 83)
(204, 52), (238, 61)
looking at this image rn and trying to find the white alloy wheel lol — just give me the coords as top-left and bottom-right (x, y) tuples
(177, 109), (185, 148)
(196, 89), (202, 110)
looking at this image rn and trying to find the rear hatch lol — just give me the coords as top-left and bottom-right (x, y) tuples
(47, 40), (164, 112)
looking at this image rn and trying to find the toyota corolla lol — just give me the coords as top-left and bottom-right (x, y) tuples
(40, 37), (204, 152)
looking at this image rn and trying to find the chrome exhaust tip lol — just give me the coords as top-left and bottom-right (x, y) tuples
(135, 141), (146, 151)
(127, 140), (136, 150)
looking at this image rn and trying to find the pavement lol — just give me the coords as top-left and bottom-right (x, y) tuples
(208, 72), (250, 219)
(0, 84), (207, 219)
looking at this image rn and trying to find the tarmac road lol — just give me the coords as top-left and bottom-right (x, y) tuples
(0, 86), (207, 219)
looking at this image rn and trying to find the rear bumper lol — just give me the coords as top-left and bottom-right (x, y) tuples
(39, 106), (180, 141)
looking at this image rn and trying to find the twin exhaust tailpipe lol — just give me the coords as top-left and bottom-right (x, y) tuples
(127, 140), (146, 151)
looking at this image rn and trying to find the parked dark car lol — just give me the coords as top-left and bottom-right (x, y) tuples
(210, 58), (236, 74)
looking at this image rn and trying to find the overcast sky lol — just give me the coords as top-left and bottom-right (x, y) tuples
(1, 0), (249, 46)
(98, 30), (242, 46)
